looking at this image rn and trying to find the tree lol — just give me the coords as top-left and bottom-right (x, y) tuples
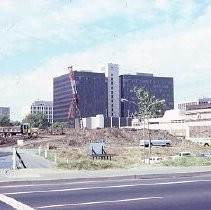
(10, 120), (21, 126)
(51, 122), (68, 134)
(133, 87), (166, 121)
(0, 116), (10, 126)
(22, 113), (49, 128)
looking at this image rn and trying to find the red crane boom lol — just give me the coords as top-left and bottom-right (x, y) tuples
(67, 66), (83, 128)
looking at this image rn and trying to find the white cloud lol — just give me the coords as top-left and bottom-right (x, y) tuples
(155, 0), (170, 10)
(1, 0), (211, 120)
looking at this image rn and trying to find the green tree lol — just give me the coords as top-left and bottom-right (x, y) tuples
(10, 120), (21, 126)
(51, 122), (68, 134)
(0, 116), (10, 126)
(22, 113), (49, 128)
(134, 87), (165, 120)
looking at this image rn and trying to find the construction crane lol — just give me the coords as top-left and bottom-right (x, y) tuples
(67, 66), (83, 128)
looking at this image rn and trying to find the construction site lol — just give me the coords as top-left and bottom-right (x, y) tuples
(1, 67), (211, 170)
(1, 126), (211, 170)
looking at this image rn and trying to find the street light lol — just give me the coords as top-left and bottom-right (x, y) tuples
(143, 99), (165, 164)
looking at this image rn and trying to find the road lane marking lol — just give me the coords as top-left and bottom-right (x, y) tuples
(4, 179), (211, 195)
(0, 194), (35, 210)
(0, 178), (136, 188)
(37, 197), (163, 209)
(1, 175), (210, 189)
(0, 178), (134, 189)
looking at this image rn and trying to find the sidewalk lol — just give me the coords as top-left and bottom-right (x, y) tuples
(1, 165), (211, 186)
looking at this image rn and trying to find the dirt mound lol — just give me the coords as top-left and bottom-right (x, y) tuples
(23, 128), (181, 149)
(0, 136), (18, 147)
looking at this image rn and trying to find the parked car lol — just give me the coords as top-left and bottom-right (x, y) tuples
(178, 152), (192, 157)
(140, 139), (172, 147)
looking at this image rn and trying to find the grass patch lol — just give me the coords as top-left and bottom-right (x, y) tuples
(162, 157), (211, 167)
(57, 159), (124, 170)
(56, 146), (144, 170)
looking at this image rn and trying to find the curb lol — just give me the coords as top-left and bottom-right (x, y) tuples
(0, 171), (211, 186)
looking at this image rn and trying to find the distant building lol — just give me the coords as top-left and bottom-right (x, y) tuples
(132, 103), (211, 140)
(178, 98), (211, 111)
(178, 101), (197, 111)
(120, 73), (174, 117)
(53, 71), (107, 123)
(30, 101), (53, 124)
(0, 107), (10, 119)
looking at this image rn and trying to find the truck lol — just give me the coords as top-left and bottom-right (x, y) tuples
(0, 123), (38, 138)
(140, 139), (172, 147)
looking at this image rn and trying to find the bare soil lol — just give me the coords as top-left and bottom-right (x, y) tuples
(1, 128), (210, 167)
(20, 127), (181, 148)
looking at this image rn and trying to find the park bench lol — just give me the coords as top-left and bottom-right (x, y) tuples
(88, 142), (115, 161)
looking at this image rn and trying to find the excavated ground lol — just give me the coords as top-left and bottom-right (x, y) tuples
(1, 128), (210, 166)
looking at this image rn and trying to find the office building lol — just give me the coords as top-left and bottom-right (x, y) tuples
(0, 107), (10, 119)
(120, 73), (174, 117)
(53, 64), (174, 125)
(30, 101), (53, 124)
(53, 71), (107, 123)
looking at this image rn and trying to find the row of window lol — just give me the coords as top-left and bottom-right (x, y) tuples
(32, 111), (52, 115)
(31, 107), (52, 110)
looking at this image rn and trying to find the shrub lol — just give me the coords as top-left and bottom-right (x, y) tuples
(162, 157), (211, 167)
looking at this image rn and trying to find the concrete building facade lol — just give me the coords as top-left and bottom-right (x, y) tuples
(30, 101), (53, 124)
(132, 102), (211, 141)
(105, 63), (120, 117)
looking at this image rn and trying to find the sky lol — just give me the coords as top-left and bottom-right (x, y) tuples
(0, 0), (211, 121)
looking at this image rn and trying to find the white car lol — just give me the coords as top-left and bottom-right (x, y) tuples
(140, 139), (172, 147)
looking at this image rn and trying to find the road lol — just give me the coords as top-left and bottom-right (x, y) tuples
(0, 175), (211, 210)
(0, 148), (12, 169)
(0, 148), (54, 169)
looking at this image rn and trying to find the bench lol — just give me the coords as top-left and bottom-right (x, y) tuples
(88, 143), (115, 161)
(90, 153), (115, 161)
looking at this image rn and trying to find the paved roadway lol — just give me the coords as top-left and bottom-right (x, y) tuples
(0, 148), (54, 169)
(0, 148), (12, 169)
(0, 175), (211, 210)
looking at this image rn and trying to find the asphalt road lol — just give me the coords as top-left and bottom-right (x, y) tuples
(0, 175), (211, 210)
(0, 148), (54, 169)
(0, 149), (12, 169)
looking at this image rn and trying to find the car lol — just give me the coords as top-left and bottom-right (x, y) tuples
(140, 139), (172, 147)
(178, 152), (192, 157)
